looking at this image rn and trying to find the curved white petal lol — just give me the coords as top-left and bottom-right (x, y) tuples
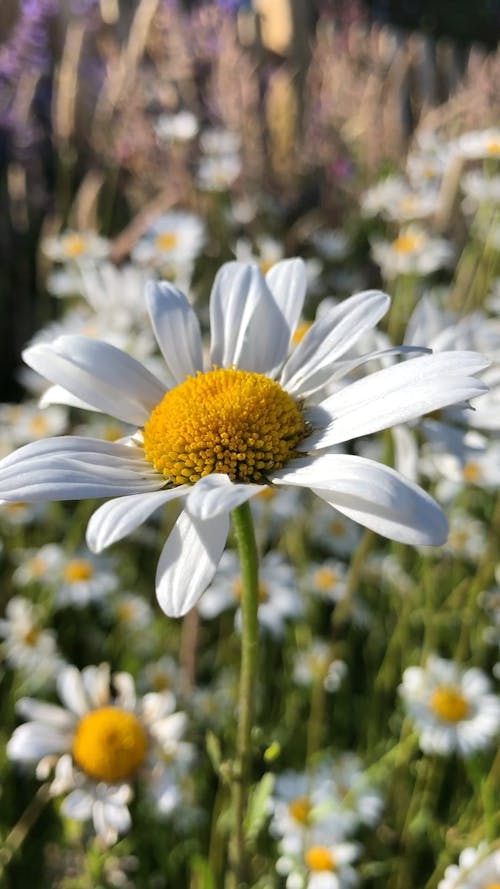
(57, 665), (91, 716)
(61, 790), (94, 820)
(186, 473), (261, 520)
(86, 487), (188, 552)
(281, 290), (390, 396)
(306, 351), (489, 449)
(40, 384), (99, 412)
(156, 509), (229, 617)
(23, 335), (165, 425)
(270, 453), (448, 544)
(209, 262), (287, 372)
(7, 724), (70, 761)
(16, 699), (75, 730)
(0, 437), (163, 501)
(146, 281), (203, 384)
(265, 258), (307, 346)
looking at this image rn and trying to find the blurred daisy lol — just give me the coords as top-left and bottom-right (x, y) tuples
(438, 844), (500, 889)
(293, 642), (347, 693)
(42, 230), (109, 264)
(154, 109), (199, 143)
(276, 830), (361, 889)
(197, 153), (242, 192)
(361, 176), (438, 223)
(399, 655), (500, 756)
(54, 550), (120, 608)
(0, 596), (64, 688)
(444, 510), (487, 561)
(0, 259), (488, 618)
(0, 401), (67, 445)
(307, 502), (362, 558)
(12, 543), (65, 587)
(7, 663), (192, 844)
(198, 550), (304, 636)
(371, 225), (454, 278)
(131, 211), (205, 272)
(454, 128), (500, 161)
(234, 235), (284, 274)
(304, 559), (348, 603)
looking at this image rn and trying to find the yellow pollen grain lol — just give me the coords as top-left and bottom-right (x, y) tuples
(62, 234), (87, 257)
(392, 232), (425, 254)
(289, 796), (312, 825)
(143, 367), (308, 485)
(155, 231), (178, 252)
(305, 846), (337, 872)
(63, 559), (94, 583)
(72, 706), (148, 782)
(430, 686), (470, 723)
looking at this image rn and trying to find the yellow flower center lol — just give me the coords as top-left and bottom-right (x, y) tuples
(392, 232), (425, 254)
(63, 559), (95, 583)
(448, 530), (469, 550)
(62, 234), (87, 257)
(72, 706), (148, 782)
(143, 368), (308, 485)
(233, 578), (268, 603)
(155, 232), (178, 252)
(30, 416), (49, 435)
(305, 846), (337, 872)
(486, 139), (500, 156)
(329, 518), (347, 537)
(462, 462), (483, 483)
(313, 567), (339, 591)
(430, 686), (470, 723)
(29, 556), (48, 577)
(22, 627), (41, 646)
(485, 884), (500, 889)
(289, 795), (312, 825)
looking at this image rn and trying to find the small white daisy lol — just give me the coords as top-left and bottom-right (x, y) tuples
(454, 128), (500, 161)
(7, 662), (193, 844)
(276, 829), (361, 889)
(438, 843), (500, 889)
(0, 596), (65, 688)
(304, 559), (348, 603)
(293, 642), (347, 693)
(12, 544), (66, 587)
(54, 550), (120, 608)
(0, 259), (488, 618)
(41, 230), (110, 264)
(131, 211), (205, 271)
(371, 225), (454, 278)
(399, 655), (500, 756)
(0, 400), (67, 446)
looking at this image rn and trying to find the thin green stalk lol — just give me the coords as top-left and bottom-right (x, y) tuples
(227, 501), (259, 888)
(0, 783), (51, 877)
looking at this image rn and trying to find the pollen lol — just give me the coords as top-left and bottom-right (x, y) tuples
(155, 231), (178, 252)
(462, 461), (482, 483)
(62, 234), (87, 257)
(289, 795), (312, 825)
(431, 686), (470, 723)
(143, 367), (308, 485)
(305, 846), (337, 872)
(72, 706), (148, 782)
(63, 559), (94, 583)
(313, 567), (339, 591)
(392, 232), (425, 254)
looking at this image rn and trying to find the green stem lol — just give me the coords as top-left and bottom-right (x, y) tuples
(227, 501), (260, 887)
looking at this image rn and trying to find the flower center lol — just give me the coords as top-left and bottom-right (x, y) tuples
(289, 795), (312, 825)
(486, 139), (500, 156)
(392, 232), (425, 254)
(63, 559), (95, 583)
(313, 567), (339, 591)
(72, 706), (148, 782)
(430, 686), (470, 723)
(462, 462), (483, 483)
(62, 234), (87, 258)
(155, 232), (178, 252)
(305, 846), (337, 872)
(22, 627), (41, 646)
(143, 368), (308, 485)
(485, 884), (500, 889)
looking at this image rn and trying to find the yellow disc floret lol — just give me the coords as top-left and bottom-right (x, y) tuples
(143, 367), (308, 485)
(72, 706), (148, 782)
(305, 846), (337, 872)
(430, 686), (470, 723)
(63, 559), (94, 583)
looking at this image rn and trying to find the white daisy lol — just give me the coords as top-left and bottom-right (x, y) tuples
(437, 844), (500, 889)
(41, 230), (110, 264)
(304, 559), (348, 603)
(371, 225), (454, 279)
(454, 128), (500, 161)
(12, 543), (66, 587)
(399, 655), (500, 756)
(293, 643), (347, 693)
(7, 662), (192, 844)
(0, 259), (488, 617)
(131, 210), (205, 270)
(276, 829), (361, 889)
(0, 596), (65, 688)
(54, 550), (120, 608)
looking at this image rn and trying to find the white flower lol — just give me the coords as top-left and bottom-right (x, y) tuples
(277, 829), (361, 889)
(12, 544), (66, 587)
(198, 550), (304, 635)
(54, 550), (120, 608)
(371, 225), (454, 278)
(0, 596), (65, 688)
(131, 211), (205, 270)
(437, 844), (500, 889)
(304, 560), (348, 603)
(0, 259), (488, 617)
(0, 400), (67, 445)
(361, 176), (438, 223)
(399, 655), (500, 756)
(154, 109), (199, 143)
(7, 663), (192, 844)
(453, 128), (500, 161)
(41, 230), (110, 264)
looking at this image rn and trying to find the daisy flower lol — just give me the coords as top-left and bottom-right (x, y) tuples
(371, 225), (454, 279)
(41, 230), (110, 264)
(276, 829), (361, 889)
(437, 844), (500, 889)
(0, 259), (488, 617)
(54, 549), (120, 608)
(0, 596), (65, 688)
(131, 211), (205, 271)
(399, 655), (500, 756)
(454, 128), (500, 161)
(7, 663), (192, 845)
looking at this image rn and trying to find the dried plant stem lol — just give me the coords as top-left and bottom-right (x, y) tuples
(227, 502), (259, 888)
(0, 783), (51, 877)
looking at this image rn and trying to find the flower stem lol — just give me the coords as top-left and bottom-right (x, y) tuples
(227, 501), (259, 887)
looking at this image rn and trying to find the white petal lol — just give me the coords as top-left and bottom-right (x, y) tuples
(271, 453), (448, 544)
(209, 262), (287, 372)
(61, 789), (94, 820)
(7, 724), (70, 760)
(306, 352), (489, 449)
(0, 437), (163, 501)
(40, 384), (98, 412)
(57, 665), (90, 716)
(186, 474), (261, 520)
(23, 336), (165, 425)
(281, 290), (390, 396)
(16, 699), (75, 730)
(156, 509), (229, 617)
(146, 281), (203, 384)
(265, 258), (307, 346)
(86, 487), (188, 552)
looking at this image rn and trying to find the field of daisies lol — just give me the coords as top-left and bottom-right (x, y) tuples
(0, 2), (500, 888)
